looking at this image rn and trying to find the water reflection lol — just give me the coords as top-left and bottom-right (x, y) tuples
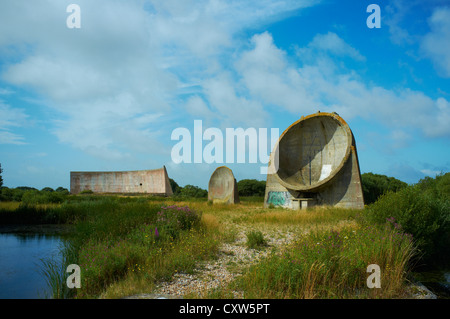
(0, 232), (63, 299)
(414, 269), (450, 299)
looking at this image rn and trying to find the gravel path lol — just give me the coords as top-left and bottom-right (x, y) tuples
(123, 223), (435, 300)
(125, 225), (296, 299)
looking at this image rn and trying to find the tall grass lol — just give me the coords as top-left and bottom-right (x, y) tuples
(236, 207), (360, 226)
(62, 200), (220, 298)
(365, 181), (449, 265)
(237, 221), (415, 299)
(1, 192), (427, 299)
(98, 223), (220, 298)
(40, 240), (78, 299)
(0, 196), (223, 298)
(246, 230), (268, 249)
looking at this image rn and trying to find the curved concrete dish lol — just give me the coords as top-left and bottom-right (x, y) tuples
(208, 166), (240, 204)
(264, 112), (364, 209)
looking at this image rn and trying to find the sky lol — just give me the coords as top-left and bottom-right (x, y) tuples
(0, 0), (449, 190)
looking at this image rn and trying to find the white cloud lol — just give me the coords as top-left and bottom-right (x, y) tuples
(236, 32), (318, 114)
(0, 88), (14, 95)
(390, 129), (412, 149)
(203, 73), (268, 128)
(306, 69), (450, 137)
(0, 101), (28, 145)
(420, 169), (441, 177)
(185, 95), (216, 120)
(235, 31), (450, 138)
(420, 6), (450, 78)
(1, 0), (448, 180)
(298, 32), (365, 62)
(384, 2), (450, 78)
(0, 131), (26, 145)
(0, 0), (318, 158)
(384, 0), (416, 46)
(0, 102), (27, 128)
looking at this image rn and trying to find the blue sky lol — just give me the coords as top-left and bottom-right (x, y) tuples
(0, 0), (449, 190)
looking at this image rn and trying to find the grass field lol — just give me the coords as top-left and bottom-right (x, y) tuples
(0, 196), (417, 299)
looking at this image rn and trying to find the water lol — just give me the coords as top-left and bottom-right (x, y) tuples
(413, 269), (450, 299)
(1, 226), (448, 299)
(0, 231), (64, 299)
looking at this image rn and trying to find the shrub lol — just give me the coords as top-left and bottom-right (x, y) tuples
(56, 187), (70, 195)
(361, 173), (408, 205)
(64, 201), (212, 298)
(21, 189), (65, 205)
(237, 179), (266, 197)
(12, 188), (28, 201)
(156, 205), (202, 238)
(1, 186), (70, 203)
(169, 178), (182, 195)
(239, 223), (415, 298)
(246, 230), (268, 249)
(0, 187), (35, 202)
(179, 185), (207, 198)
(77, 239), (131, 295)
(0, 187), (12, 201)
(365, 174), (449, 265)
(417, 172), (450, 200)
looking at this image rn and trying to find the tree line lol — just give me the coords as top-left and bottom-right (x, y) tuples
(0, 161), (443, 205)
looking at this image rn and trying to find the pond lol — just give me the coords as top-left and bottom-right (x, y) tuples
(413, 268), (450, 299)
(0, 224), (448, 299)
(0, 225), (68, 299)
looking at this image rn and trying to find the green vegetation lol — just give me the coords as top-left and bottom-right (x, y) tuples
(169, 178), (181, 195)
(246, 230), (268, 249)
(0, 163), (3, 188)
(0, 186), (69, 203)
(237, 179), (266, 197)
(237, 222), (414, 298)
(364, 172), (449, 266)
(361, 172), (408, 205)
(0, 172), (448, 299)
(169, 179), (207, 199)
(178, 184), (208, 198)
(72, 202), (217, 298)
(0, 197), (220, 299)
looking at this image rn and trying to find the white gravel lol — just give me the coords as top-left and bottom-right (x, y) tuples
(126, 226), (296, 299)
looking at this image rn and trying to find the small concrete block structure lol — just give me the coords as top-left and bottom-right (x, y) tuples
(208, 166), (240, 204)
(292, 198), (316, 210)
(264, 112), (364, 210)
(70, 166), (173, 195)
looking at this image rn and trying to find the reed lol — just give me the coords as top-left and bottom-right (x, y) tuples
(40, 240), (78, 299)
(64, 200), (220, 298)
(1, 195), (419, 299)
(236, 221), (416, 299)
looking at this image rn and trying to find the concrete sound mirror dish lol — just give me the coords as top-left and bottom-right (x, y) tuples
(208, 166), (240, 204)
(264, 112), (364, 209)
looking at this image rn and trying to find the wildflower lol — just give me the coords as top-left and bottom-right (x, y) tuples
(155, 227), (159, 238)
